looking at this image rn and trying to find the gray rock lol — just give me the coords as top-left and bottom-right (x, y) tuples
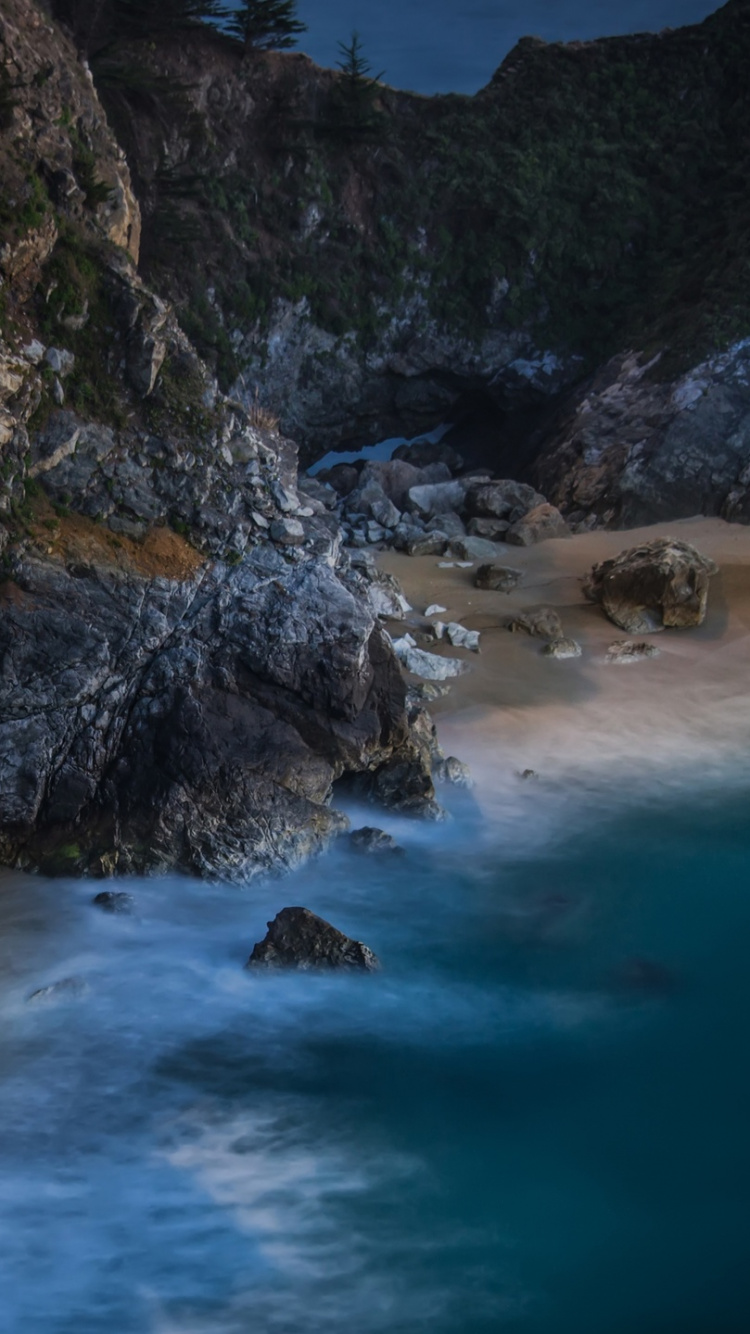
(465, 479), (544, 521)
(270, 517), (306, 545)
(506, 608), (564, 639)
(474, 563), (523, 592)
(392, 439), (465, 472)
(583, 537), (718, 632)
(433, 755), (474, 787)
(407, 479), (467, 518)
(542, 637), (582, 659)
(405, 531), (448, 557)
(449, 535), (503, 561)
(246, 906), (380, 972)
(92, 890), (134, 914)
(349, 826), (402, 855)
(370, 496), (401, 529)
(606, 639), (661, 663)
(391, 638), (469, 680)
(467, 517), (510, 539)
(506, 503), (571, 546)
(425, 511), (465, 539)
(45, 347), (75, 377)
(439, 621), (481, 652)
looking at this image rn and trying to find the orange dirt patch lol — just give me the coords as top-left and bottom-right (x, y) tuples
(24, 498), (206, 582)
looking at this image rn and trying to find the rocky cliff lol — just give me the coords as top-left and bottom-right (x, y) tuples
(0, 0), (439, 880)
(52, 0), (750, 502)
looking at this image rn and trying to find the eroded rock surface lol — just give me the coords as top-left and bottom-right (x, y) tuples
(246, 906), (380, 972)
(583, 538), (718, 633)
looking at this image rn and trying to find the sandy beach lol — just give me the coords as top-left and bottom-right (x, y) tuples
(379, 517), (750, 826)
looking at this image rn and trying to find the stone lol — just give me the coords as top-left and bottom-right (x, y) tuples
(319, 463), (360, 497)
(425, 511), (465, 539)
(392, 439), (465, 472)
(506, 608), (563, 639)
(391, 638), (470, 680)
(246, 906), (380, 972)
(583, 538), (718, 632)
(467, 517), (510, 539)
(449, 536), (503, 561)
(405, 531), (448, 557)
(465, 479), (545, 521)
(370, 496), (401, 529)
(542, 637), (582, 659)
(406, 479), (467, 518)
(606, 639), (661, 663)
(349, 826), (402, 855)
(270, 517), (306, 545)
(92, 890), (134, 914)
(433, 755), (474, 787)
(424, 604), (447, 616)
(442, 622), (480, 652)
(28, 976), (89, 1004)
(506, 503), (571, 546)
(474, 563), (523, 592)
(21, 339), (45, 364)
(45, 347), (75, 377)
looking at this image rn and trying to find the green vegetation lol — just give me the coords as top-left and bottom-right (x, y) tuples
(319, 32), (386, 143)
(228, 0), (306, 52)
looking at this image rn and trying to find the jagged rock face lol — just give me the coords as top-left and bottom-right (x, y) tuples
(0, 0), (140, 266)
(534, 343), (750, 527)
(246, 906), (380, 972)
(582, 538), (718, 634)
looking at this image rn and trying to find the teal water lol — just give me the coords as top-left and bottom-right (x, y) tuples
(0, 781), (748, 1332)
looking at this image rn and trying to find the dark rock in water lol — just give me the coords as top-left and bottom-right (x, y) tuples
(583, 537), (718, 632)
(92, 891), (134, 914)
(28, 976), (89, 1004)
(615, 957), (676, 996)
(246, 906), (380, 972)
(349, 826), (402, 855)
(506, 502), (571, 546)
(433, 756), (474, 787)
(506, 608), (563, 640)
(519, 768), (538, 780)
(474, 563), (523, 592)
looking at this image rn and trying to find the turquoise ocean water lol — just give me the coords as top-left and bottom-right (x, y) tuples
(0, 774), (748, 1332)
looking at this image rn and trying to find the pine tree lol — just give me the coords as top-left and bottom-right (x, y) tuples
(328, 32), (385, 141)
(228, 0), (306, 52)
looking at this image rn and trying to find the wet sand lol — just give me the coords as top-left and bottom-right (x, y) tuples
(378, 517), (750, 821)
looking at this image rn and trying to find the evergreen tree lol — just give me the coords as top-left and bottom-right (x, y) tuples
(328, 32), (385, 141)
(228, 0), (306, 52)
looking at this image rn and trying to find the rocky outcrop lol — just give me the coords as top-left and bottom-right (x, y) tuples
(534, 343), (750, 528)
(245, 906), (380, 972)
(583, 538), (718, 633)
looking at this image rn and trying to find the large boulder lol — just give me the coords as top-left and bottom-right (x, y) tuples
(474, 563), (523, 592)
(506, 503), (571, 546)
(583, 537), (718, 632)
(246, 906), (380, 972)
(465, 479), (545, 522)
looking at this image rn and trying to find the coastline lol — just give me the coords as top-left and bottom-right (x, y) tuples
(378, 516), (750, 828)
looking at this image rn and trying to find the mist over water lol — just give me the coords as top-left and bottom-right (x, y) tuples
(1, 757), (749, 1333)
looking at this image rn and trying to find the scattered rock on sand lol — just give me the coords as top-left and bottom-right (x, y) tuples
(450, 535), (504, 561)
(474, 563), (523, 592)
(425, 603), (447, 616)
(349, 827), (403, 855)
(92, 891), (134, 914)
(246, 906), (380, 972)
(443, 622), (481, 652)
(506, 608), (564, 640)
(583, 537), (718, 632)
(391, 636), (469, 680)
(506, 502), (571, 546)
(405, 531), (448, 557)
(542, 637), (582, 659)
(606, 639), (661, 664)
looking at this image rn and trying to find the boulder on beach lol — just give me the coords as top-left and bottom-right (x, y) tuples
(606, 639), (661, 664)
(450, 535), (503, 561)
(464, 479), (544, 521)
(506, 607), (563, 640)
(474, 563), (523, 592)
(246, 906), (380, 972)
(542, 637), (582, 659)
(506, 502), (571, 546)
(583, 537), (718, 632)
